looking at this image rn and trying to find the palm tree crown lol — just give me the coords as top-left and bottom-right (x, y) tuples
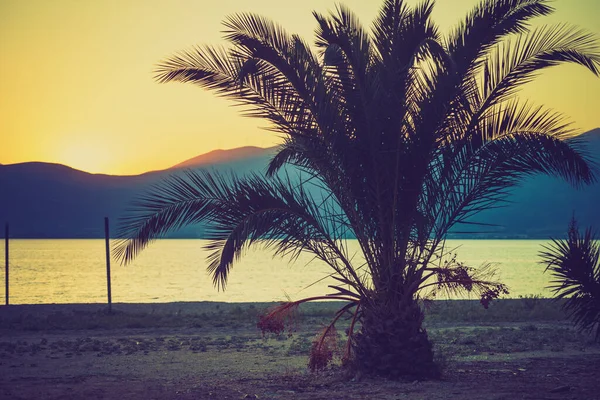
(116, 0), (599, 378)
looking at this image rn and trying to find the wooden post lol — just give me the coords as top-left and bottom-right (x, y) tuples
(4, 223), (8, 306)
(104, 217), (112, 313)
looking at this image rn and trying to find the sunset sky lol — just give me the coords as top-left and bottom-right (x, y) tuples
(1, 0), (599, 175)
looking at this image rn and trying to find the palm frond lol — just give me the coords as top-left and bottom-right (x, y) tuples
(423, 103), (595, 242)
(469, 24), (600, 131)
(476, 104), (595, 187)
(369, 0), (439, 151)
(371, 0), (410, 59)
(203, 173), (359, 290)
(434, 0), (554, 140)
(447, 0), (553, 74)
(222, 13), (325, 119)
(113, 171), (224, 264)
(154, 46), (294, 130)
(223, 13), (294, 59)
(117, 169), (363, 292)
(540, 218), (600, 340)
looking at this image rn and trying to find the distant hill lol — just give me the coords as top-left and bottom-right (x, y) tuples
(170, 146), (275, 169)
(0, 162), (153, 238)
(0, 147), (275, 238)
(0, 130), (599, 239)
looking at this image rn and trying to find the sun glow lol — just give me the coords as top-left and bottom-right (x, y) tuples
(56, 138), (114, 174)
(0, 0), (598, 175)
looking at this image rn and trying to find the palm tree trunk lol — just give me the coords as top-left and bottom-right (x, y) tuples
(353, 296), (439, 379)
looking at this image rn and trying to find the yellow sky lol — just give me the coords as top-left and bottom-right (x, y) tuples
(1, 0), (599, 175)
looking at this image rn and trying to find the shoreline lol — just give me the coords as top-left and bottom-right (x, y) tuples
(0, 298), (569, 332)
(0, 297), (552, 314)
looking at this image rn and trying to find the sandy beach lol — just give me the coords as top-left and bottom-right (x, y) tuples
(1, 301), (599, 400)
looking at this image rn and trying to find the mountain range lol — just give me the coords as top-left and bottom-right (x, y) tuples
(1, 130), (599, 239)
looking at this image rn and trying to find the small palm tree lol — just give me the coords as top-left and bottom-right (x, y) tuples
(116, 0), (599, 378)
(540, 218), (600, 341)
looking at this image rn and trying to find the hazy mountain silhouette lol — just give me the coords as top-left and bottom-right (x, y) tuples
(170, 146), (275, 169)
(0, 130), (598, 238)
(0, 148), (275, 238)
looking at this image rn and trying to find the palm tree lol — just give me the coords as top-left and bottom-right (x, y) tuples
(116, 0), (599, 378)
(540, 218), (600, 341)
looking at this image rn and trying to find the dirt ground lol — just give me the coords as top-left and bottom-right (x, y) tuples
(1, 303), (599, 399)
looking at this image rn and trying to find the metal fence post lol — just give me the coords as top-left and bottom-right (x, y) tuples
(104, 217), (112, 313)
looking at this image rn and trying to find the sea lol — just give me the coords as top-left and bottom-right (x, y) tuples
(0, 239), (558, 305)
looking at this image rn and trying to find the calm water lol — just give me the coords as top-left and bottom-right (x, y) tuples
(0, 239), (555, 304)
